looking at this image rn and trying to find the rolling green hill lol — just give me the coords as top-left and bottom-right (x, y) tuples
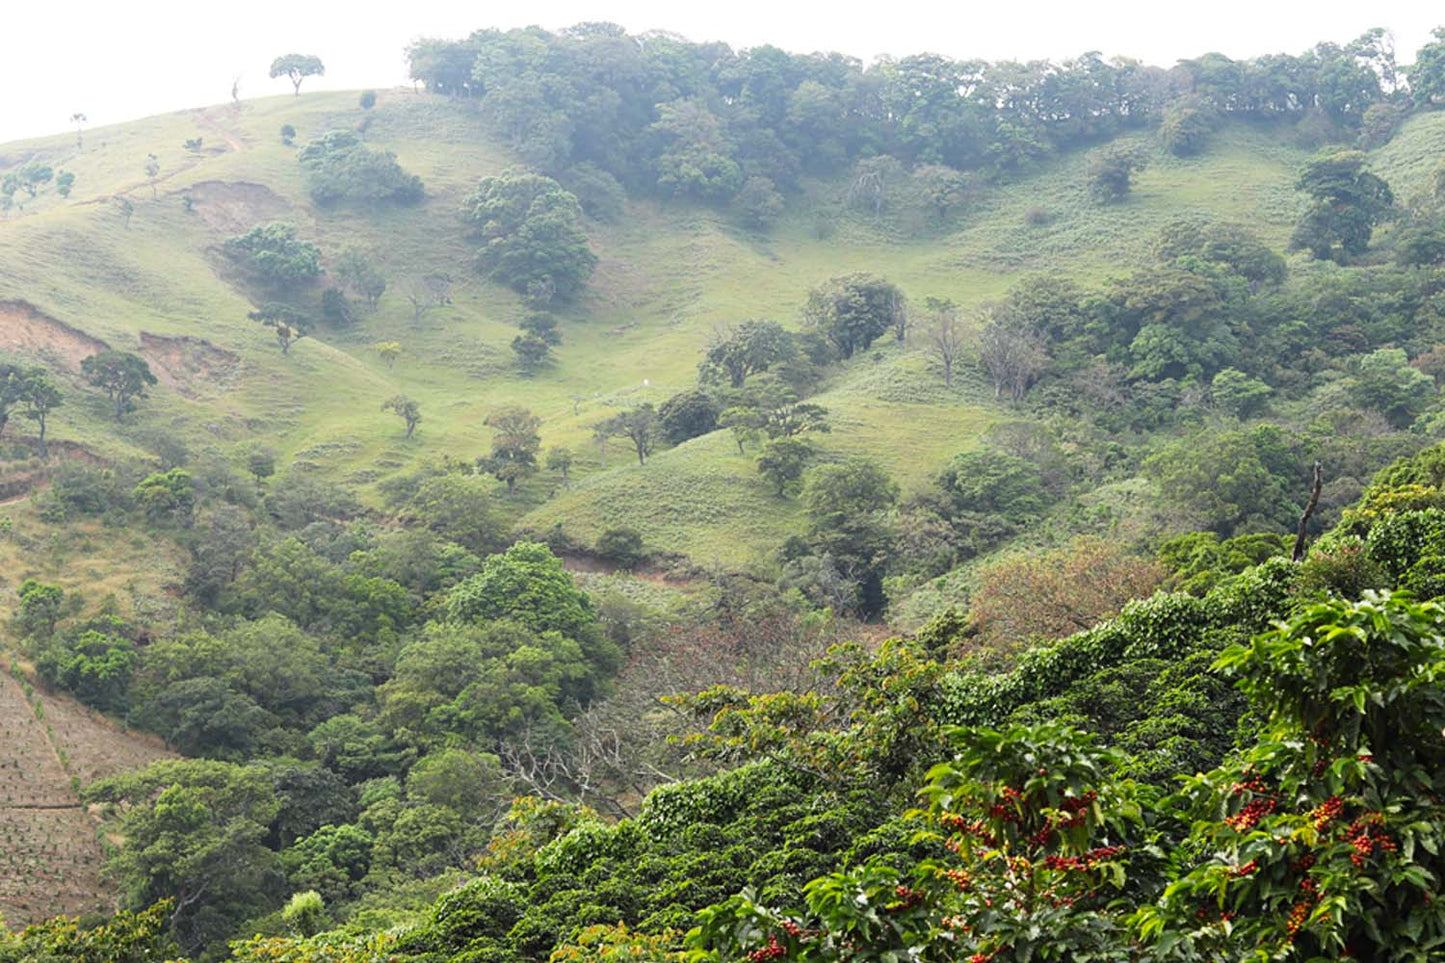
(1, 90), (1441, 588)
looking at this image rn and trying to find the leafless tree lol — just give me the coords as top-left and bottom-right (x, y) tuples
(977, 313), (1049, 401)
(405, 274), (453, 325)
(921, 297), (965, 387)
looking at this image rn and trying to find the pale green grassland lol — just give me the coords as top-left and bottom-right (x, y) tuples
(2, 93), (1441, 587)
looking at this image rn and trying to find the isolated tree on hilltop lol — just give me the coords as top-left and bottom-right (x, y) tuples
(271, 54), (325, 96)
(81, 350), (157, 421)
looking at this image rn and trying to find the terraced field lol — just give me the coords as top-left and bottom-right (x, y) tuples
(0, 662), (171, 926)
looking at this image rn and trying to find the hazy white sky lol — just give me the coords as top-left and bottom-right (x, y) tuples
(1, 1), (1439, 144)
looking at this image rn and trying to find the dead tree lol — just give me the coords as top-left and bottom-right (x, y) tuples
(1291, 461), (1324, 562)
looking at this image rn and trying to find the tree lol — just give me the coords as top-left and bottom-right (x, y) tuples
(270, 54), (325, 96)
(373, 342), (401, 368)
(248, 303), (309, 355)
(595, 528), (646, 570)
(1349, 347), (1436, 427)
(547, 446), (573, 488)
(85, 759), (283, 957)
(846, 154), (904, 219)
(133, 468), (195, 524)
(921, 296), (964, 387)
(12, 579), (64, 639)
(1211, 367), (1272, 418)
(282, 891), (327, 938)
(54, 170), (75, 197)
(404, 274), (452, 325)
(485, 406), (542, 491)
(756, 437), (814, 495)
(335, 247), (387, 309)
(1290, 151), (1394, 262)
(519, 312), (562, 346)
(1147, 593), (1445, 959)
(0, 364), (26, 439)
(1408, 28), (1445, 104)
(6, 162), (52, 199)
(719, 405), (764, 455)
(1087, 146), (1145, 202)
(0, 901), (179, 961)
(81, 350), (157, 421)
(246, 449), (276, 493)
(143, 154), (160, 198)
(800, 459), (899, 616)
(71, 111), (86, 151)
(658, 388), (720, 443)
(598, 405), (659, 465)
(1158, 97), (1218, 156)
(512, 334), (553, 372)
(383, 395), (422, 438)
(804, 274), (906, 357)
(297, 130), (423, 207)
(359, 89), (377, 110)
(936, 449), (1048, 521)
(226, 223), (322, 289)
(731, 176), (785, 230)
(321, 286), (353, 325)
(1145, 426), (1301, 535)
(968, 539), (1166, 652)
(912, 164), (970, 223)
(401, 473), (503, 555)
(460, 171), (597, 306)
(280, 124), (296, 146)
(977, 313), (1049, 401)
(19, 367), (62, 456)
(700, 320), (796, 387)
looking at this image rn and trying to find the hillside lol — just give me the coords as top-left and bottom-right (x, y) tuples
(8, 19), (1445, 961)
(3, 91), (1416, 585)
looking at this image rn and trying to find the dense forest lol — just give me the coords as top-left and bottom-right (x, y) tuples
(6, 17), (1445, 963)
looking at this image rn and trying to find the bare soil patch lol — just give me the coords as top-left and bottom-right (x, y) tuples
(0, 300), (109, 372)
(39, 684), (174, 786)
(0, 673), (75, 807)
(185, 180), (289, 234)
(0, 805), (109, 926)
(138, 330), (241, 396)
(0, 667), (168, 926)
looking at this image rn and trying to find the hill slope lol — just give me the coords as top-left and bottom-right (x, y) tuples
(3, 92), (1402, 574)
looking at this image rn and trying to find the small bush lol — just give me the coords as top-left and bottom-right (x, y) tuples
(1023, 206), (1054, 226)
(595, 528), (646, 571)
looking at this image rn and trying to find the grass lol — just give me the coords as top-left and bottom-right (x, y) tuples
(2, 93), (1442, 589)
